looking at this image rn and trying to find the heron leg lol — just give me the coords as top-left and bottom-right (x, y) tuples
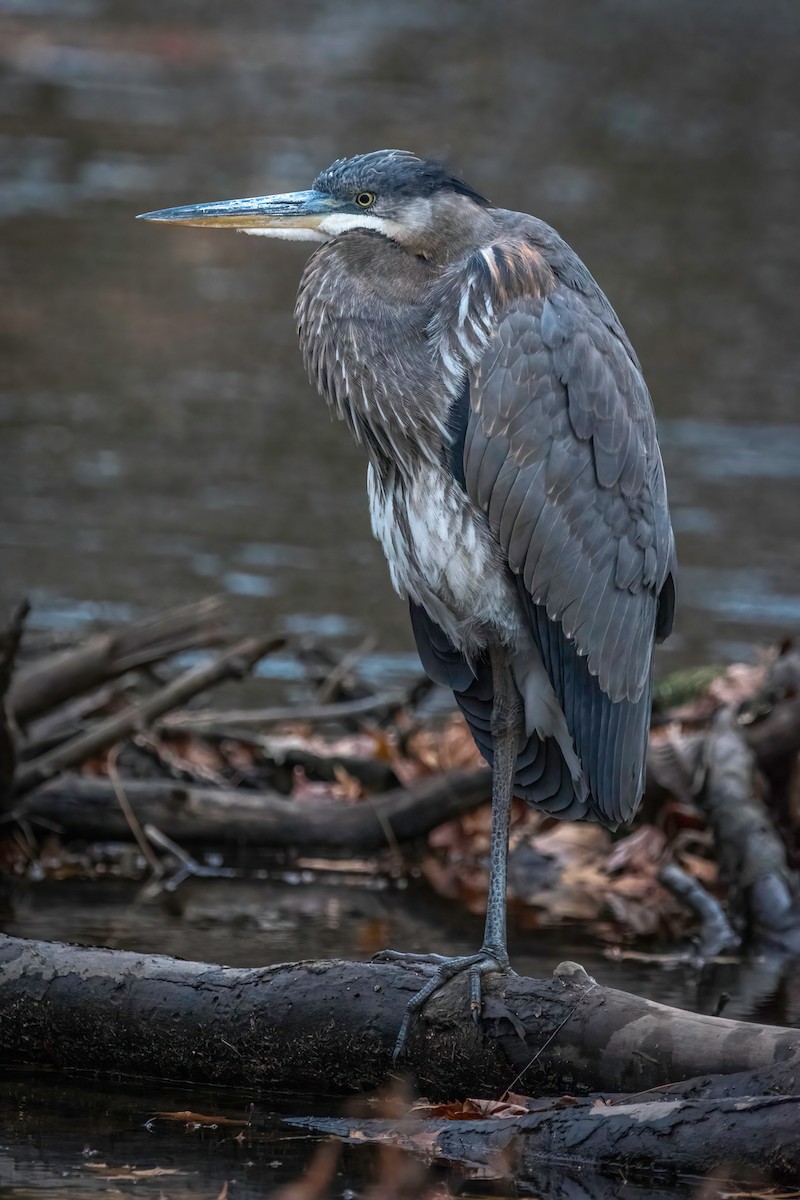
(374, 644), (522, 1060)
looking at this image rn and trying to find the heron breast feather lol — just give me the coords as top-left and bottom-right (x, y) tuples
(367, 462), (518, 652)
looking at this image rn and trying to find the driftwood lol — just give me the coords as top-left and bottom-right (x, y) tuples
(2, 935), (798, 1101)
(700, 709), (800, 951)
(10, 767), (490, 851)
(8, 597), (227, 725)
(293, 1094), (800, 1182)
(657, 862), (740, 957)
(11, 634), (284, 799)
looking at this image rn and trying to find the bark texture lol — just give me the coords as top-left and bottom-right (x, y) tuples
(701, 710), (800, 950)
(294, 1095), (800, 1181)
(1, 935), (798, 1100)
(12, 768), (490, 852)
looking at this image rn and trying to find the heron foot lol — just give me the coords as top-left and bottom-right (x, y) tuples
(372, 946), (514, 1061)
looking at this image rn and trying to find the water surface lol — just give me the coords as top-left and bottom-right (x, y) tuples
(1, 0), (799, 676)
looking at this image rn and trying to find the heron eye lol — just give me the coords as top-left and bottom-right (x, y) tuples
(355, 191), (376, 208)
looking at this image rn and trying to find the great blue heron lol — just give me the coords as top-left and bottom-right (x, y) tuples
(140, 150), (676, 1056)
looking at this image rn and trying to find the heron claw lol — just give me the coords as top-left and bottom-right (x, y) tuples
(375, 946), (512, 1061)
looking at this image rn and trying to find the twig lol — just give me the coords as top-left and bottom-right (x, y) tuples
(160, 690), (408, 731)
(1, 600), (30, 798)
(142, 824), (240, 893)
(12, 634), (285, 797)
(315, 635), (376, 704)
(701, 708), (800, 951)
(658, 862), (740, 958)
(107, 746), (162, 876)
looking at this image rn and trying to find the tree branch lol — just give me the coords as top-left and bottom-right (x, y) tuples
(11, 768), (491, 852)
(11, 634), (284, 798)
(9, 597), (227, 724)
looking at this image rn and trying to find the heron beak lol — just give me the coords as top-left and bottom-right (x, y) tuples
(136, 190), (338, 233)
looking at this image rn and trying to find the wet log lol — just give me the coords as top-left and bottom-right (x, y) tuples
(10, 768), (490, 852)
(701, 709), (800, 951)
(291, 1094), (800, 1182)
(1, 935), (798, 1102)
(9, 598), (227, 725)
(657, 862), (740, 957)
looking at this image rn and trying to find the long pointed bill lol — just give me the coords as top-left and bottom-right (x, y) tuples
(136, 190), (339, 237)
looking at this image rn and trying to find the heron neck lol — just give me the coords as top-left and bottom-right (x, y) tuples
(296, 237), (453, 475)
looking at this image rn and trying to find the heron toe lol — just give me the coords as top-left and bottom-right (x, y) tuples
(373, 946), (513, 1061)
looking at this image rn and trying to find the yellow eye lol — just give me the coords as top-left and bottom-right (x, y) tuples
(355, 191), (375, 208)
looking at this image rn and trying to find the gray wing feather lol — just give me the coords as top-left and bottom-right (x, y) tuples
(409, 600), (586, 819)
(468, 291), (674, 703)
(464, 287), (675, 826)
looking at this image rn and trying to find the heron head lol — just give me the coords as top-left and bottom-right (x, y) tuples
(137, 150), (492, 260)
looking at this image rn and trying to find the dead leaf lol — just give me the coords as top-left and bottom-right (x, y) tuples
(83, 1163), (185, 1178)
(606, 825), (666, 874)
(153, 1109), (247, 1127)
(408, 716), (485, 773)
(411, 1096), (529, 1119)
(332, 764), (364, 801)
(677, 850), (719, 886)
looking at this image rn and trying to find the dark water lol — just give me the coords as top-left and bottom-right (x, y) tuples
(3, 875), (800, 1197)
(2, 2), (800, 1195)
(1, 0), (800, 679)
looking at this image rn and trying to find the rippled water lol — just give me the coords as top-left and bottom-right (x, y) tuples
(4, 874), (798, 1198)
(2, 3), (800, 1196)
(1, 0), (799, 679)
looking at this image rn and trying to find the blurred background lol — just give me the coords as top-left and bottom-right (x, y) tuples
(1, 0), (799, 683)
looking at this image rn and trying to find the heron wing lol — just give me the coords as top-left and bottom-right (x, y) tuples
(460, 276), (675, 824)
(409, 600), (588, 819)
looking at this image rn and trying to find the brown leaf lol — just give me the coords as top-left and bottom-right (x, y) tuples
(606, 825), (666, 874)
(408, 716), (485, 773)
(332, 764), (364, 802)
(412, 1096), (529, 1119)
(153, 1109), (246, 1127)
(677, 850), (719, 886)
(83, 1163), (185, 1178)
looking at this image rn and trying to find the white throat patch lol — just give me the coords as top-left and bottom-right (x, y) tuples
(243, 227), (328, 242)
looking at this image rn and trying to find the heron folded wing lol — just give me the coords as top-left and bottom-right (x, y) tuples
(466, 290), (675, 704)
(459, 282), (675, 824)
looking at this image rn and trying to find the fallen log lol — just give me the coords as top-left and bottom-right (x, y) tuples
(9, 597), (227, 725)
(11, 634), (284, 799)
(291, 1093), (800, 1182)
(701, 709), (800, 951)
(10, 767), (491, 851)
(1, 935), (798, 1100)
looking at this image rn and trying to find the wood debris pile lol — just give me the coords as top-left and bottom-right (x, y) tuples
(1, 597), (799, 960)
